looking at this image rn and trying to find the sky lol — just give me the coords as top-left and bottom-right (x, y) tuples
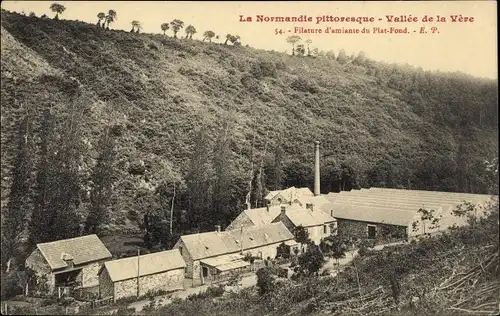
(1, 1), (497, 79)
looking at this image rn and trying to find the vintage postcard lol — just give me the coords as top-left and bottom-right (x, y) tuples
(0, 1), (498, 315)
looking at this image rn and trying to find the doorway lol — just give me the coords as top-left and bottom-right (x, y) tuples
(367, 225), (376, 239)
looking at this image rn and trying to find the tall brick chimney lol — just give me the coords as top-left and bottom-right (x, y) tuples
(314, 140), (320, 196)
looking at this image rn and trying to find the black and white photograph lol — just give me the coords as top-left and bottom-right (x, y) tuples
(0, 1), (498, 315)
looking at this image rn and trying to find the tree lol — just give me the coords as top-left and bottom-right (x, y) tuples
(286, 35), (301, 56)
(320, 234), (348, 273)
(269, 141), (284, 191)
(142, 192), (170, 250)
(48, 99), (86, 241)
(97, 12), (106, 27)
(337, 49), (348, 64)
(49, 3), (65, 20)
(104, 9), (117, 29)
(160, 23), (170, 35)
(305, 39), (312, 56)
(170, 19), (184, 38)
(1, 108), (35, 268)
(413, 208), (442, 235)
(294, 225), (310, 252)
(296, 44), (306, 56)
(84, 127), (116, 234)
(230, 35), (241, 46)
(130, 20), (141, 33)
(29, 109), (56, 245)
(325, 50), (336, 60)
(203, 30), (215, 42)
(212, 117), (235, 226)
(185, 125), (213, 230)
(185, 25), (197, 39)
(256, 267), (275, 295)
(297, 243), (325, 276)
(255, 131), (269, 208)
(353, 51), (367, 65)
(224, 33), (232, 45)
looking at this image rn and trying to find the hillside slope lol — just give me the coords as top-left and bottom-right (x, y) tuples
(1, 11), (498, 231)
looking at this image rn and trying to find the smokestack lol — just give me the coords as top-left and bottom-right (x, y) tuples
(314, 141), (320, 196)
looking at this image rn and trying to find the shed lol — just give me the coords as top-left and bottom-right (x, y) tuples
(25, 234), (112, 296)
(98, 249), (185, 302)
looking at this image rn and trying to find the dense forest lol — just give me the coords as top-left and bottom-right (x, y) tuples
(0, 9), (498, 266)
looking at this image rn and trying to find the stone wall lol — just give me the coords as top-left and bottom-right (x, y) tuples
(226, 212), (255, 231)
(98, 268), (114, 299)
(272, 213), (295, 234)
(173, 239), (192, 278)
(113, 269), (185, 301)
(245, 242), (283, 261)
(25, 248), (55, 295)
(337, 219), (408, 245)
(81, 260), (109, 287)
(307, 225), (325, 245)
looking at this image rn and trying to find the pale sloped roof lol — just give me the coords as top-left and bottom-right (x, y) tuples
(265, 190), (281, 200)
(296, 187), (315, 197)
(179, 231), (240, 261)
(298, 195), (330, 208)
(244, 205), (283, 226)
(265, 187), (313, 202)
(101, 249), (185, 282)
(227, 222), (294, 250)
(278, 205), (336, 227)
(200, 253), (249, 272)
(180, 222), (294, 260)
(36, 234), (112, 270)
(326, 202), (418, 227)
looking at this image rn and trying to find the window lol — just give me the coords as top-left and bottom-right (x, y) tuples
(323, 225), (328, 234)
(179, 247), (183, 255)
(367, 225), (377, 239)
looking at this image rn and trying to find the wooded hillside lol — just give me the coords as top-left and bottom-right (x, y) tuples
(1, 10), (497, 245)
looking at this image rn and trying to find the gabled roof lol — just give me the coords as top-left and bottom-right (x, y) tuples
(100, 249), (185, 282)
(179, 222), (294, 260)
(243, 205), (283, 226)
(276, 204), (336, 227)
(200, 254), (249, 272)
(296, 195), (330, 208)
(264, 187), (314, 202)
(227, 222), (294, 250)
(325, 202), (418, 227)
(36, 235), (112, 270)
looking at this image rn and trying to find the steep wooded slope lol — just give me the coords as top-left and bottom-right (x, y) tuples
(1, 10), (497, 230)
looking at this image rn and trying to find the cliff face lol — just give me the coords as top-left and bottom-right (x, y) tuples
(1, 10), (497, 229)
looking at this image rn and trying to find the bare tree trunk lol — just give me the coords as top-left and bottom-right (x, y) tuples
(353, 261), (362, 303)
(169, 182), (176, 240)
(256, 131), (269, 208)
(246, 128), (256, 209)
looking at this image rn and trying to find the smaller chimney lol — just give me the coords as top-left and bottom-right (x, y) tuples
(266, 204), (270, 212)
(280, 205), (286, 216)
(215, 225), (221, 232)
(61, 253), (74, 268)
(330, 210), (334, 217)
